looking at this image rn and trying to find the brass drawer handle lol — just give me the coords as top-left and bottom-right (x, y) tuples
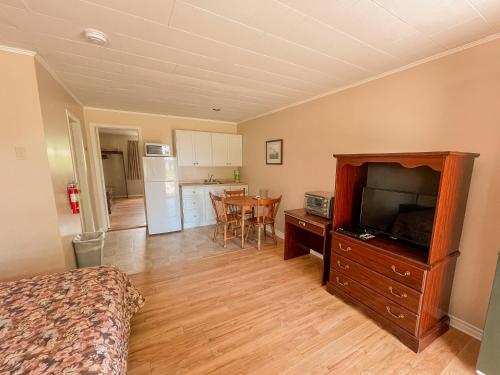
(386, 305), (405, 319)
(388, 286), (407, 299)
(391, 265), (410, 277)
(298, 220), (306, 227)
(335, 276), (348, 287)
(338, 243), (351, 252)
(337, 260), (350, 270)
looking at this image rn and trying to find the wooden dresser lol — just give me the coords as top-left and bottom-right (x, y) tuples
(327, 152), (478, 352)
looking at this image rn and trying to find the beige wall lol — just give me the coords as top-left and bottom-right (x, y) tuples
(35, 60), (86, 270)
(239, 39), (500, 329)
(0, 51), (66, 279)
(84, 108), (239, 228)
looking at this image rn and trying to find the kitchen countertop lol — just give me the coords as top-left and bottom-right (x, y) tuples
(179, 181), (248, 187)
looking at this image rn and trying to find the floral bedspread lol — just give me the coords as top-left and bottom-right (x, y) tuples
(0, 266), (144, 374)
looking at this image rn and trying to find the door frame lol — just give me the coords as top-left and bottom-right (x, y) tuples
(88, 122), (143, 231)
(66, 110), (95, 232)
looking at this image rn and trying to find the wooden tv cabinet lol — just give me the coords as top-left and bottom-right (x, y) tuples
(326, 152), (479, 352)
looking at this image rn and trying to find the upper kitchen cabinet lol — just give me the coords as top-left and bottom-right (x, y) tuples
(211, 133), (243, 167)
(211, 133), (228, 166)
(175, 130), (213, 166)
(227, 134), (243, 166)
(175, 130), (242, 167)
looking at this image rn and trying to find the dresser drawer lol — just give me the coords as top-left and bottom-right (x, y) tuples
(331, 254), (422, 313)
(331, 270), (418, 335)
(332, 235), (426, 291)
(285, 215), (324, 236)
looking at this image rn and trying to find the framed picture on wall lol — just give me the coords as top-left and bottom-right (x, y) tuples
(266, 139), (283, 165)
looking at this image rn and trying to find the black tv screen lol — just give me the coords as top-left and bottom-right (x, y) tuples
(360, 187), (435, 246)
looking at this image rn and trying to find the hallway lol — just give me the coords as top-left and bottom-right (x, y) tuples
(109, 197), (146, 231)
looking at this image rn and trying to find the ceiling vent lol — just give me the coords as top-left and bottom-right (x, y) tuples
(83, 28), (108, 45)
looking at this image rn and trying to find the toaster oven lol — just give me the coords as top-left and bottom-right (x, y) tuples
(304, 191), (334, 219)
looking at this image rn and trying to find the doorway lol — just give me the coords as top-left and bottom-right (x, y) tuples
(97, 127), (146, 231)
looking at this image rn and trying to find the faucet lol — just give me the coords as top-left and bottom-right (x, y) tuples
(208, 174), (214, 182)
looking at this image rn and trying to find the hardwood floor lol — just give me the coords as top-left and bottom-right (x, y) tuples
(127, 244), (480, 374)
(109, 197), (146, 231)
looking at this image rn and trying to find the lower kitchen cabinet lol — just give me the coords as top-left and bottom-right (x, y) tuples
(181, 184), (248, 229)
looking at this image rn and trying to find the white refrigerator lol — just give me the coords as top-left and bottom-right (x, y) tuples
(143, 157), (182, 234)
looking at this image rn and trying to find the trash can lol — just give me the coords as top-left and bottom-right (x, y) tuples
(73, 232), (105, 268)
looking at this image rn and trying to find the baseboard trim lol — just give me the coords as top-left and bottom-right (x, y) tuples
(274, 229), (284, 239)
(310, 249), (324, 259)
(449, 314), (483, 340)
(127, 194), (144, 198)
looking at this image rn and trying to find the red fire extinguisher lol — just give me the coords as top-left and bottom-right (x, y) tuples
(67, 182), (80, 214)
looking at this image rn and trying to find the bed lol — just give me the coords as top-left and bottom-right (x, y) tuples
(0, 266), (144, 374)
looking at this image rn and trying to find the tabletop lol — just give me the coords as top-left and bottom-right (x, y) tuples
(225, 196), (258, 207)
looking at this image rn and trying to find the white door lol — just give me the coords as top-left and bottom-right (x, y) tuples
(67, 113), (94, 231)
(143, 157), (178, 182)
(193, 132), (213, 166)
(176, 131), (195, 166)
(144, 181), (181, 234)
(211, 133), (228, 166)
(227, 134), (243, 166)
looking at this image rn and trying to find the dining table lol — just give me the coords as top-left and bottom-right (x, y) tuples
(224, 195), (261, 249)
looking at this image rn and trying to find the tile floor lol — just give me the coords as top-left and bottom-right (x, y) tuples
(103, 225), (280, 275)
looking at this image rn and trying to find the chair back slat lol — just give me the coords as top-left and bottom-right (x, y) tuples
(210, 192), (228, 222)
(224, 188), (246, 198)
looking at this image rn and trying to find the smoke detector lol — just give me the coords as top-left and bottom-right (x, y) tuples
(83, 28), (108, 45)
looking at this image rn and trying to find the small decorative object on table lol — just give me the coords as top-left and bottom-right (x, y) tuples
(266, 139), (283, 165)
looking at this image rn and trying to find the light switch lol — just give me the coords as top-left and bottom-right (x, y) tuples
(14, 146), (27, 160)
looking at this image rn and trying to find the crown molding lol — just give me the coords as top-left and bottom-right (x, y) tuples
(0, 44), (84, 107)
(238, 32), (500, 124)
(0, 44), (36, 56)
(34, 54), (84, 107)
(83, 106), (238, 125)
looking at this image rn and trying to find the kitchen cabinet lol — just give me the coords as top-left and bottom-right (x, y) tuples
(227, 134), (242, 166)
(181, 184), (248, 229)
(175, 130), (213, 166)
(204, 185), (226, 225)
(193, 132), (212, 166)
(175, 130), (242, 167)
(211, 133), (228, 166)
(176, 130), (195, 166)
(211, 133), (243, 167)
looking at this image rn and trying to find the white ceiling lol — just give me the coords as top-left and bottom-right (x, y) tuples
(1, 1), (499, 122)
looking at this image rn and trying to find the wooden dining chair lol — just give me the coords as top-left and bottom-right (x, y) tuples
(245, 196), (282, 247)
(224, 188), (246, 198)
(210, 192), (240, 248)
(224, 188), (246, 216)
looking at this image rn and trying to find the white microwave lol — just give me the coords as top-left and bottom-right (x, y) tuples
(145, 143), (171, 157)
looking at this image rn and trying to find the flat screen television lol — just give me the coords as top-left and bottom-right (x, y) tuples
(359, 187), (436, 247)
